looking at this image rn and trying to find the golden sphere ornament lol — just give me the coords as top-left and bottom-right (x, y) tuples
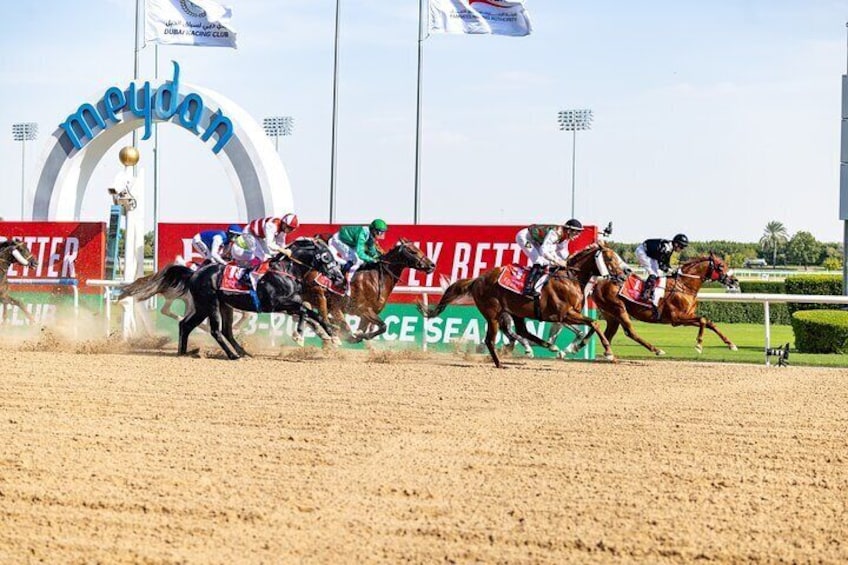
(118, 146), (140, 167)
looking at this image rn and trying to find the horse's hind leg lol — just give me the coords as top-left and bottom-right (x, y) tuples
(499, 313), (533, 358)
(4, 295), (34, 324)
(207, 303), (240, 360)
(483, 315), (503, 368)
(178, 308), (209, 356)
(674, 315), (737, 353)
(220, 304), (250, 357)
(512, 316), (560, 355)
(609, 305), (665, 356)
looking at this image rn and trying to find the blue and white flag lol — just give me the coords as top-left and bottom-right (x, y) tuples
(429, 0), (532, 37)
(145, 0), (237, 48)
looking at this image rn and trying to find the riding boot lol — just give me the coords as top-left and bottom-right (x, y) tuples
(641, 274), (657, 303)
(248, 271), (262, 311)
(523, 264), (544, 297)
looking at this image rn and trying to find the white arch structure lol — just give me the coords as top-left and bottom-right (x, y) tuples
(31, 70), (293, 220)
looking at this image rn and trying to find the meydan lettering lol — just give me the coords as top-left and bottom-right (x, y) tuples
(60, 61), (233, 154)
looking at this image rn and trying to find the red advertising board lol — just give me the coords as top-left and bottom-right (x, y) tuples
(0, 222), (105, 288)
(158, 223), (598, 297)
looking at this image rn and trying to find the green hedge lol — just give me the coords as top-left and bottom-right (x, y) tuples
(785, 275), (844, 315)
(791, 310), (848, 353)
(696, 302), (790, 325)
(695, 278), (789, 324)
(739, 280), (784, 294)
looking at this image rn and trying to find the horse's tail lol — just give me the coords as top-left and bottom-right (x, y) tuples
(117, 264), (193, 301)
(418, 277), (477, 318)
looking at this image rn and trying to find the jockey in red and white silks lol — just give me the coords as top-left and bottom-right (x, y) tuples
(243, 213), (299, 262)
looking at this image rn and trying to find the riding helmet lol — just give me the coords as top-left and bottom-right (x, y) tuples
(281, 213), (299, 230)
(370, 218), (389, 233)
(564, 218), (584, 232)
(227, 224), (243, 235)
(672, 233), (689, 248)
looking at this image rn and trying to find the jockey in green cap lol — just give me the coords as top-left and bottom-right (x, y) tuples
(329, 219), (387, 285)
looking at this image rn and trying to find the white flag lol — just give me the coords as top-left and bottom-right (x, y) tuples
(145, 0), (237, 48)
(429, 0), (532, 36)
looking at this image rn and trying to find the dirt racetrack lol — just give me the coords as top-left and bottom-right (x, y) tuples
(1, 335), (847, 563)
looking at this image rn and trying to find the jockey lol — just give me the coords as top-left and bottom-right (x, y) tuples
(191, 225), (242, 266)
(329, 219), (387, 281)
(635, 233), (689, 301)
(244, 213), (299, 262)
(515, 219), (584, 297)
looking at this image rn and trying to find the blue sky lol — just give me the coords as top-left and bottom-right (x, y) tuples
(1, 0), (847, 242)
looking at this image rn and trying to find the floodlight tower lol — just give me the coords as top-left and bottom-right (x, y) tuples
(557, 109), (593, 218)
(12, 122), (38, 220)
(263, 116), (294, 153)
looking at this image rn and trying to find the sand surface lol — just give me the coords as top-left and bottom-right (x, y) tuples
(1, 335), (846, 563)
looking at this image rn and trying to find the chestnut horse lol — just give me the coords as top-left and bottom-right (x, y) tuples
(591, 252), (739, 355)
(296, 238), (436, 343)
(0, 239), (40, 323)
(419, 243), (620, 368)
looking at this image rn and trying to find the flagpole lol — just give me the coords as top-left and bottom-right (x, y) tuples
(153, 44), (160, 272)
(413, 0), (425, 224)
(329, 0), (341, 223)
(132, 0), (141, 150)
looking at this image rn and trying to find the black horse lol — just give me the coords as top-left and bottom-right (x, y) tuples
(178, 238), (345, 359)
(0, 239), (39, 323)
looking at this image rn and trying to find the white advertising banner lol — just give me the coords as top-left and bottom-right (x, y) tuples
(429, 0), (532, 37)
(145, 0), (237, 48)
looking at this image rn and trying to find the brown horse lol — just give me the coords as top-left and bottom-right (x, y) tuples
(295, 238), (436, 344)
(592, 252), (739, 355)
(419, 242), (620, 368)
(0, 239), (40, 324)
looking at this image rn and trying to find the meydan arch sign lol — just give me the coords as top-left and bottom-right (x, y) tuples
(31, 60), (293, 221)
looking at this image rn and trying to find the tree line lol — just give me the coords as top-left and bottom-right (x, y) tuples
(608, 221), (844, 270)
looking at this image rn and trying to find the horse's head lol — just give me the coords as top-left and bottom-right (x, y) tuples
(705, 253), (739, 291)
(289, 238), (345, 287)
(384, 238), (436, 273)
(680, 252), (738, 290)
(6, 238), (38, 269)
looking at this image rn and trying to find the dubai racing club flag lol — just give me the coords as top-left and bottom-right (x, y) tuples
(145, 0), (237, 48)
(429, 0), (532, 37)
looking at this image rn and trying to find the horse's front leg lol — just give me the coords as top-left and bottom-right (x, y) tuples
(500, 314), (533, 358)
(351, 309), (386, 342)
(220, 303), (250, 357)
(672, 315), (737, 353)
(511, 316), (557, 356)
(560, 309), (615, 362)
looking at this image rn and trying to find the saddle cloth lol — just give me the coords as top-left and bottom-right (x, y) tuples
(619, 274), (666, 307)
(315, 273), (347, 296)
(220, 261), (270, 293)
(220, 264), (251, 293)
(497, 264), (547, 295)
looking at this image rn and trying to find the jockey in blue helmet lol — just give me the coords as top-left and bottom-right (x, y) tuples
(192, 224), (242, 266)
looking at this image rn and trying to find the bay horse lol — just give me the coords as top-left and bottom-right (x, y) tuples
(178, 238), (345, 360)
(295, 237), (436, 344)
(591, 252), (740, 355)
(0, 239), (40, 324)
(419, 242), (620, 368)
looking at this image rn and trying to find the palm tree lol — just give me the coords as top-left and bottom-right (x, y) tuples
(759, 221), (789, 268)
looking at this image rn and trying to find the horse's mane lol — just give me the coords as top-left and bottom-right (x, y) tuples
(680, 254), (722, 269)
(568, 242), (600, 263)
(0, 240), (17, 252)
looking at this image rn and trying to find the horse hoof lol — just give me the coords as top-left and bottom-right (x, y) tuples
(293, 335), (305, 347)
(729, 344), (738, 351)
(695, 344), (703, 354)
(604, 354), (615, 362)
(656, 349), (666, 356)
(524, 350), (535, 359)
(556, 350), (567, 360)
(331, 336), (342, 347)
(564, 344), (577, 355)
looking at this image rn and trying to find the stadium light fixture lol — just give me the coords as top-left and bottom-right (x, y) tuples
(12, 122), (38, 220)
(262, 116), (294, 152)
(557, 109), (593, 218)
